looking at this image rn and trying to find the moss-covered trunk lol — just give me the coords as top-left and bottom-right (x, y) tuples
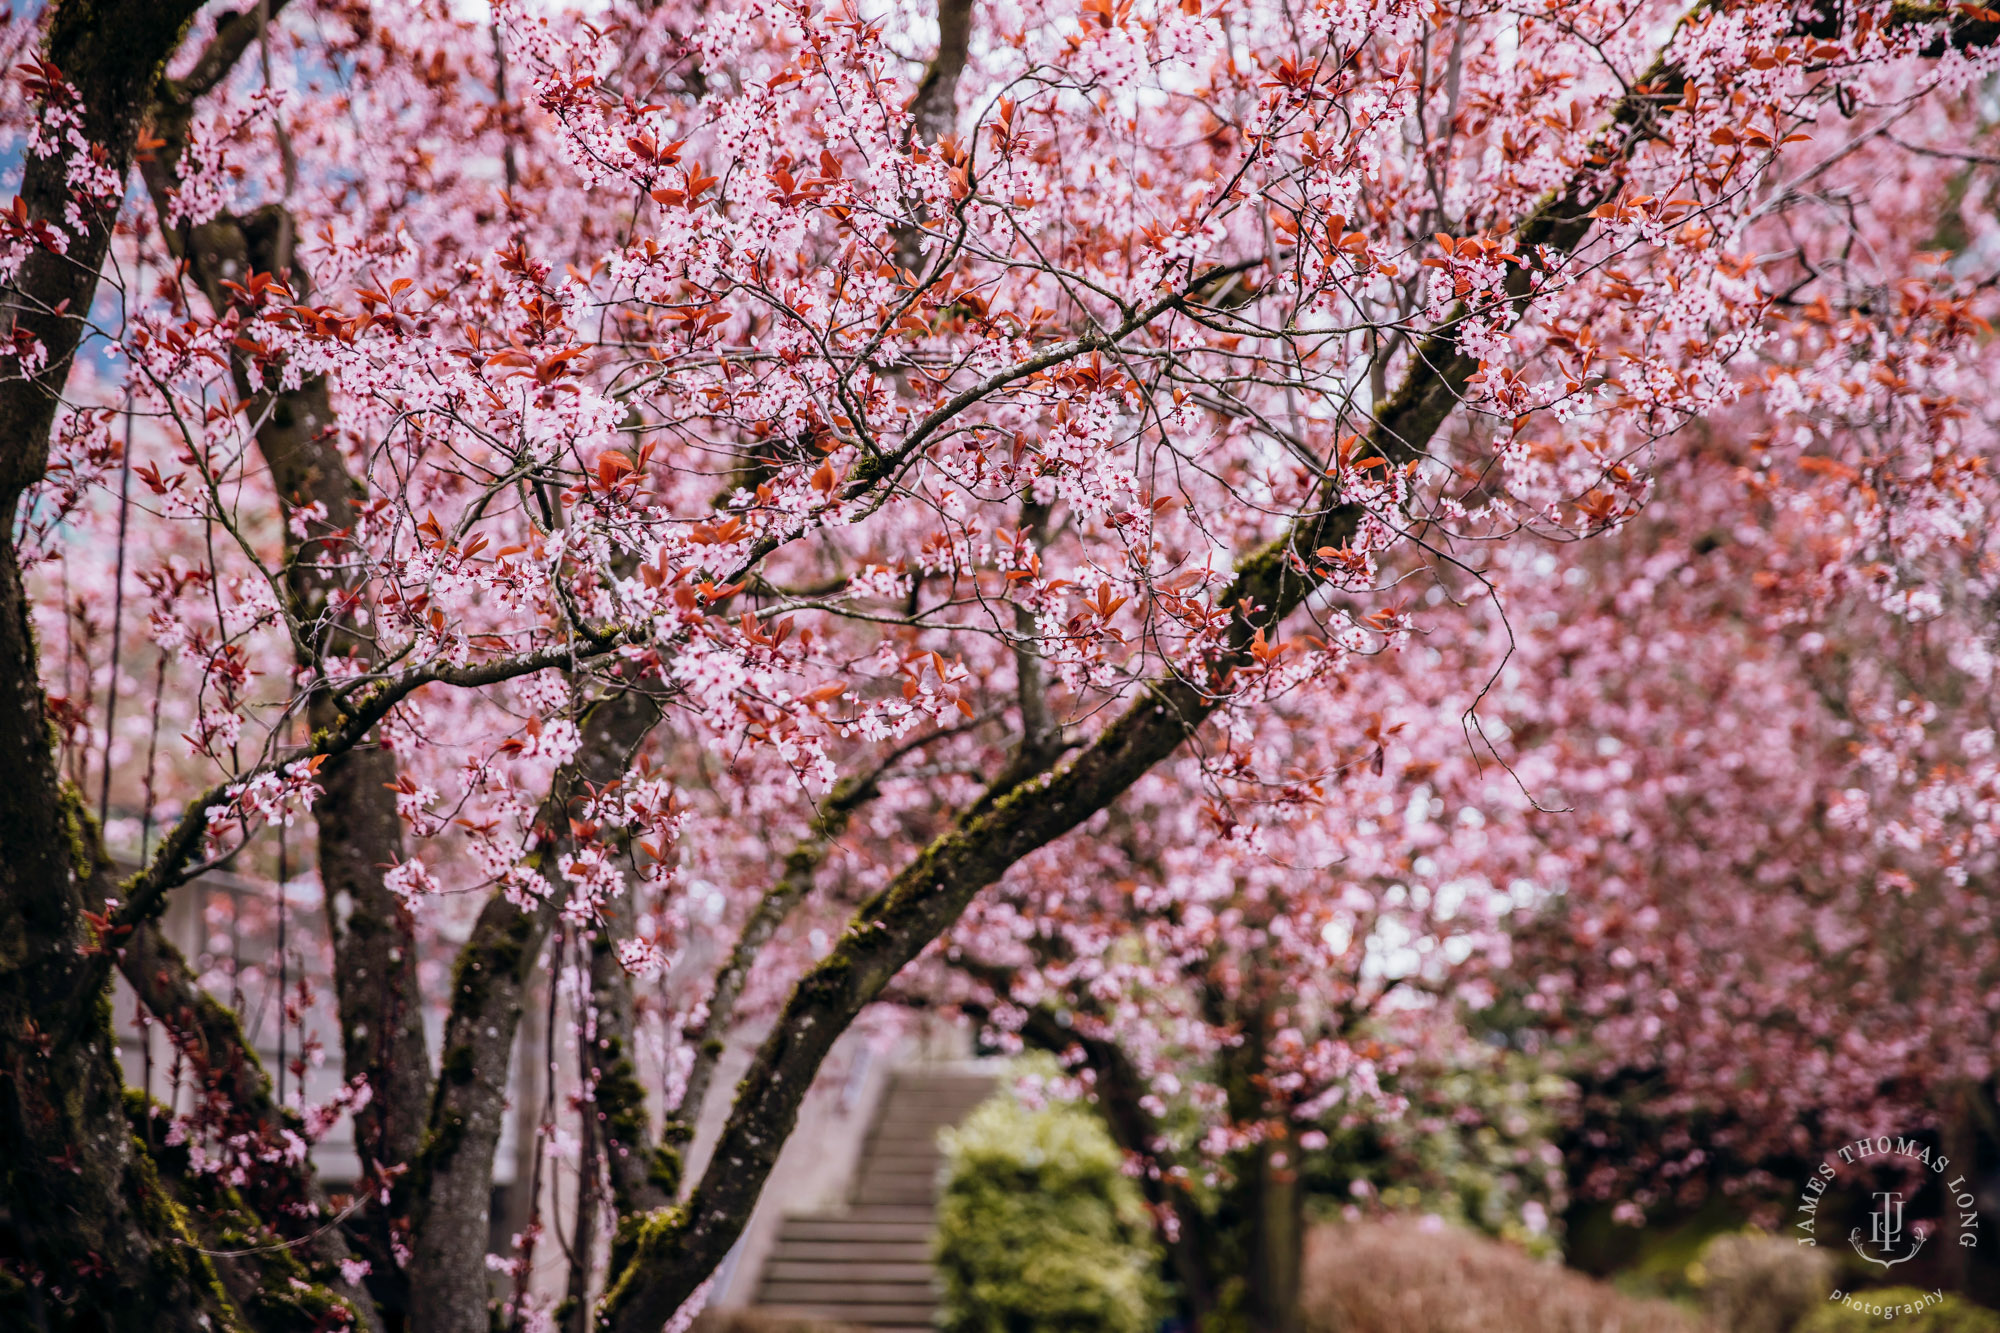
(0, 3), (238, 1328)
(0, 545), (227, 1332)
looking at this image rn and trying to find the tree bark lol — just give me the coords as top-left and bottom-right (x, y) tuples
(1230, 1133), (1304, 1333)
(0, 0), (201, 485)
(0, 550), (230, 1333)
(1209, 993), (1303, 1333)
(0, 5), (238, 1329)
(895, 0), (975, 271)
(409, 683), (666, 1333)
(589, 920), (675, 1220)
(143, 1115), (370, 1333)
(906, 0), (973, 146)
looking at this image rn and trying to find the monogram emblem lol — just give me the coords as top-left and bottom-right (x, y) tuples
(1850, 1190), (1929, 1269)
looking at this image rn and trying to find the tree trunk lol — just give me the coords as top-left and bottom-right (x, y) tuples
(0, 4), (242, 1328)
(1199, 993), (1306, 1333)
(409, 684), (665, 1333)
(117, 918), (382, 1328)
(1236, 1134), (1306, 1333)
(0, 546), (226, 1333)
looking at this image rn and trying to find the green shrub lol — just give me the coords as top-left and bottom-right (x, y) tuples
(1692, 1231), (1836, 1333)
(1796, 1287), (2000, 1333)
(935, 1094), (1163, 1333)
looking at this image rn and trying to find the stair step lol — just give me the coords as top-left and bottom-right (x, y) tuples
(756, 1304), (936, 1328)
(880, 1087), (991, 1099)
(767, 1241), (933, 1263)
(852, 1169), (940, 1186)
(882, 1083), (990, 1093)
(884, 1075), (995, 1088)
(759, 1280), (938, 1304)
(860, 1136), (946, 1154)
(844, 1160), (936, 1176)
(861, 1148), (944, 1165)
(861, 1132), (950, 1146)
(877, 1089), (993, 1106)
(857, 1165), (944, 1179)
(861, 1138), (946, 1156)
(778, 1219), (936, 1243)
(747, 1073), (997, 1325)
(762, 1260), (935, 1283)
(838, 1206), (936, 1221)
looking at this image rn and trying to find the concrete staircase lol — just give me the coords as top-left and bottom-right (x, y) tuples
(752, 1069), (996, 1329)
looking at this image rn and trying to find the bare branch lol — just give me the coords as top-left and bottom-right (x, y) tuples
(165, 1), (294, 105)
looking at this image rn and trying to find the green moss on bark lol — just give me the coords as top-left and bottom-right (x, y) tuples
(134, 1171), (232, 1328)
(645, 1144), (682, 1197)
(448, 903), (536, 1017)
(140, 1110), (362, 1333)
(441, 1043), (477, 1084)
(601, 1205), (687, 1313)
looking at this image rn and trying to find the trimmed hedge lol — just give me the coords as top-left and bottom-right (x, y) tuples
(935, 1094), (1163, 1333)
